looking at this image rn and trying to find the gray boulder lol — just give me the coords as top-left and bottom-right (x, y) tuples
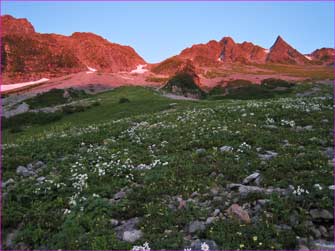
(16, 166), (35, 177)
(242, 172), (260, 185)
(122, 230), (143, 243)
(188, 220), (206, 233)
(310, 209), (333, 221)
(258, 151), (278, 160)
(220, 146), (233, 153)
(310, 240), (335, 251)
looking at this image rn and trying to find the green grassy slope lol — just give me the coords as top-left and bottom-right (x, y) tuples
(2, 84), (334, 250)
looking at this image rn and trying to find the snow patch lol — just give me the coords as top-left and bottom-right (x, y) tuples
(86, 66), (97, 74)
(264, 49), (270, 54)
(304, 55), (312, 61)
(1, 78), (49, 92)
(131, 64), (148, 74)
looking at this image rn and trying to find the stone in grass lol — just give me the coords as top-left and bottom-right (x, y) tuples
(196, 148), (206, 155)
(220, 146), (233, 153)
(115, 217), (142, 242)
(190, 239), (218, 250)
(110, 219), (120, 227)
(16, 166), (35, 177)
(323, 147), (333, 160)
(258, 151), (278, 161)
(188, 220), (206, 233)
(122, 230), (143, 243)
(114, 190), (126, 200)
(242, 172), (260, 185)
(309, 209), (333, 221)
(205, 217), (218, 225)
(36, 177), (46, 183)
(2, 178), (15, 188)
(34, 161), (45, 169)
(310, 240), (335, 251)
(227, 204), (251, 224)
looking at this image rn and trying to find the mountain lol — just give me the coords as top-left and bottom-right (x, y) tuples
(153, 35), (328, 75)
(1, 15), (146, 83)
(219, 37), (267, 64)
(266, 36), (310, 64)
(1, 14), (333, 90)
(309, 48), (334, 65)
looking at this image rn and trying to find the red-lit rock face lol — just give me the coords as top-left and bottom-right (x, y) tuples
(1, 15), (146, 82)
(309, 48), (334, 65)
(266, 36), (310, 64)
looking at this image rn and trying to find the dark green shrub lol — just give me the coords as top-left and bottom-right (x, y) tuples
(261, 78), (294, 89)
(25, 89), (67, 109)
(163, 73), (206, 98)
(62, 105), (86, 114)
(2, 112), (63, 130)
(118, 97), (130, 104)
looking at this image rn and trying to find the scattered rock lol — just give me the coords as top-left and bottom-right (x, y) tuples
(303, 125), (313, 131)
(114, 190), (126, 200)
(205, 217), (218, 225)
(3, 102), (29, 118)
(115, 217), (141, 241)
(190, 239), (218, 250)
(319, 225), (328, 238)
(122, 230), (143, 243)
(258, 151), (278, 160)
(264, 125), (278, 129)
(220, 146), (233, 153)
(257, 199), (269, 206)
(227, 183), (287, 197)
(323, 147), (333, 159)
(196, 148), (206, 155)
(310, 240), (335, 251)
(177, 197), (187, 209)
(5, 223), (23, 249)
(298, 245), (309, 250)
(188, 220), (206, 233)
(16, 166), (35, 177)
(310, 209), (333, 221)
(310, 227), (322, 238)
(36, 177), (46, 183)
(2, 178), (15, 188)
(213, 209), (220, 217)
(191, 191), (200, 198)
(110, 219), (120, 227)
(34, 161), (45, 169)
(275, 224), (292, 231)
(242, 172), (260, 185)
(227, 204), (251, 224)
(210, 186), (220, 196)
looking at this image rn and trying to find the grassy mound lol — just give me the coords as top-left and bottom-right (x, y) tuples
(208, 79), (295, 100)
(25, 88), (90, 109)
(162, 72), (206, 99)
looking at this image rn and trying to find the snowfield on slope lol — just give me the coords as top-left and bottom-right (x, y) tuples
(131, 64), (148, 74)
(1, 78), (50, 92)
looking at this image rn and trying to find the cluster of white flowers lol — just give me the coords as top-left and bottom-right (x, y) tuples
(314, 184), (323, 191)
(183, 242), (209, 251)
(292, 185), (309, 196)
(132, 242), (150, 251)
(265, 117), (275, 125)
(237, 142), (251, 153)
(280, 119), (295, 127)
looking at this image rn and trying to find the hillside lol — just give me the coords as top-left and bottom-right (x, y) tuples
(2, 83), (334, 250)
